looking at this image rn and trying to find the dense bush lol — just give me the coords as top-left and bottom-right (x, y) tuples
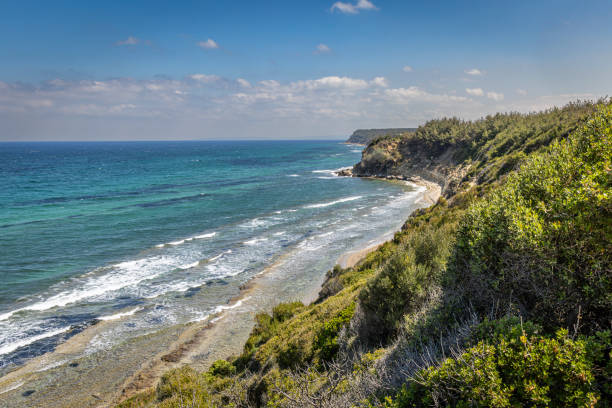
(387, 324), (611, 408)
(450, 105), (612, 331)
(359, 224), (454, 342)
(314, 302), (355, 361)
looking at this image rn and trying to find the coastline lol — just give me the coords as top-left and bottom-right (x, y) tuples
(0, 177), (441, 408)
(336, 178), (440, 269)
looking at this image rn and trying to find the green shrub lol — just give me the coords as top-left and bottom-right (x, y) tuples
(314, 302), (355, 361)
(359, 225), (454, 342)
(208, 359), (236, 377)
(387, 326), (609, 408)
(450, 105), (612, 331)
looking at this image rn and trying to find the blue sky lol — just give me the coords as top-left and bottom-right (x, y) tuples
(1, 0), (611, 140)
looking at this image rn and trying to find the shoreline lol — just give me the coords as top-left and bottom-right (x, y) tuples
(113, 177), (441, 405)
(0, 177), (441, 408)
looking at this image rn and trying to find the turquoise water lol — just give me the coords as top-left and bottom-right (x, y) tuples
(0, 141), (423, 373)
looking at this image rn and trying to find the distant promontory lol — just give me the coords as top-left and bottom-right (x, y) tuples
(345, 128), (416, 145)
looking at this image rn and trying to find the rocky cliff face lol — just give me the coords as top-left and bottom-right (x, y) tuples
(351, 136), (472, 197)
(346, 128), (416, 145)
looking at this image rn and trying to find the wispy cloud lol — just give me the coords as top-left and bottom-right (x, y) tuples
(487, 91), (504, 101)
(466, 87), (484, 96)
(1, 75), (597, 140)
(516, 89), (528, 96)
(314, 43), (332, 54)
(331, 0), (378, 14)
(237, 78), (251, 88)
(464, 68), (483, 76)
(116, 36), (140, 46)
(402, 66), (413, 72)
(197, 39), (219, 49)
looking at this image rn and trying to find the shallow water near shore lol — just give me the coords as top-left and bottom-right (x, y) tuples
(0, 141), (429, 406)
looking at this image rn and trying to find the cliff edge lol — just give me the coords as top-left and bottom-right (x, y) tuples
(345, 128), (415, 145)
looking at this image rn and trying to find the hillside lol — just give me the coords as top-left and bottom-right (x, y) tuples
(346, 128), (416, 145)
(118, 100), (611, 408)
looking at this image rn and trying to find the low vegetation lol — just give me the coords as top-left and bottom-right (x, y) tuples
(118, 101), (611, 407)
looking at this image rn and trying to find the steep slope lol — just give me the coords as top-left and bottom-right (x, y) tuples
(117, 101), (611, 408)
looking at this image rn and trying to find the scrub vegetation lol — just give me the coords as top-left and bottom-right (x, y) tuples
(118, 100), (611, 407)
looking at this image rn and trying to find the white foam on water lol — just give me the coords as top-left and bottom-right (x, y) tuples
(312, 166), (351, 175)
(287, 174), (300, 177)
(273, 231), (286, 236)
(0, 326), (71, 356)
(207, 249), (232, 263)
(0, 255), (181, 319)
(244, 237), (268, 246)
(194, 232), (217, 239)
(212, 297), (249, 314)
(178, 261), (201, 270)
(304, 196), (362, 209)
(97, 307), (142, 321)
(239, 218), (268, 229)
(155, 231), (217, 247)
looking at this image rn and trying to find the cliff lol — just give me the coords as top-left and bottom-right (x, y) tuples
(345, 128), (415, 145)
(351, 136), (471, 197)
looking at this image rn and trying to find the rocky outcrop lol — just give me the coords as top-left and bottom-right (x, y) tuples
(351, 136), (472, 197)
(346, 128), (416, 145)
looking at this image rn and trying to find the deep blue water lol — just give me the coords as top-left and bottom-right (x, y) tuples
(0, 141), (423, 372)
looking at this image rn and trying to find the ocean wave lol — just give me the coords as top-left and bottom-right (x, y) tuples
(239, 218), (269, 229)
(177, 261), (201, 270)
(304, 196), (362, 209)
(209, 249), (232, 262)
(0, 255), (180, 320)
(97, 307), (142, 321)
(155, 231), (216, 248)
(287, 174), (300, 177)
(243, 237), (268, 246)
(311, 166), (351, 175)
(0, 326), (71, 356)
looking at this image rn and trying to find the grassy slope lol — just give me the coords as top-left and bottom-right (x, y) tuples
(118, 101), (610, 407)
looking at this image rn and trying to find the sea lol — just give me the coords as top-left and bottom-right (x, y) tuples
(0, 141), (426, 378)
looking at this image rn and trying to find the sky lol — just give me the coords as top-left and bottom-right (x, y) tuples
(1, 0), (611, 141)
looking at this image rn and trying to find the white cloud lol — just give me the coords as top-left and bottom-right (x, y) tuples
(402, 66), (413, 72)
(466, 88), (484, 96)
(384, 87), (470, 104)
(198, 39), (219, 49)
(116, 36), (139, 46)
(330, 0), (378, 14)
(291, 76), (370, 91)
(189, 74), (222, 83)
(464, 68), (483, 76)
(237, 78), (251, 88)
(487, 91), (504, 101)
(371, 77), (389, 87)
(314, 43), (332, 54)
(3, 74), (598, 141)
(516, 89), (528, 96)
